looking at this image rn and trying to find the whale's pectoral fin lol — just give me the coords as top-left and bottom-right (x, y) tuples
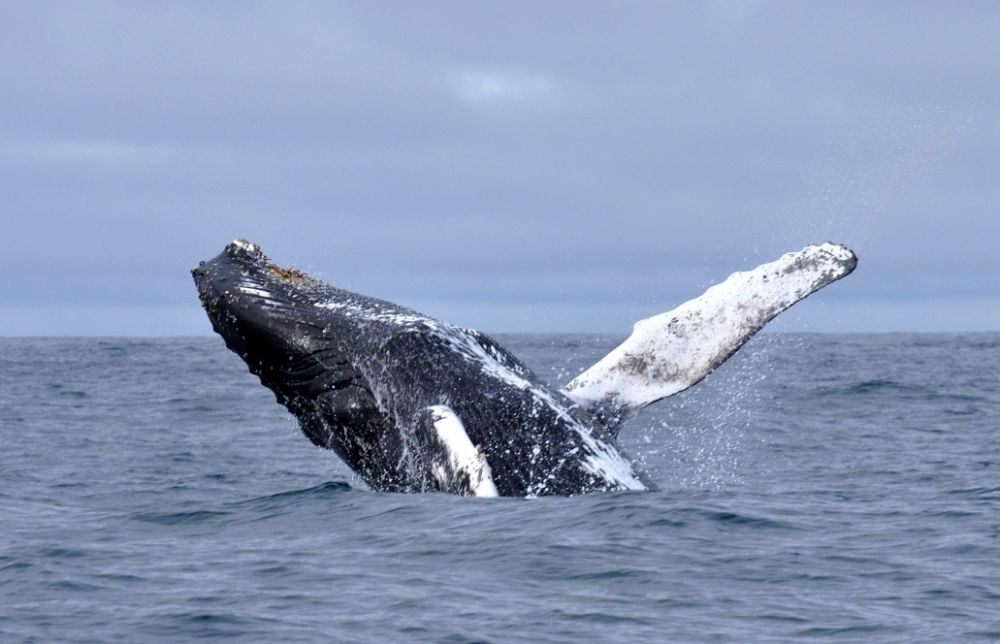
(563, 243), (858, 425)
(405, 405), (499, 497)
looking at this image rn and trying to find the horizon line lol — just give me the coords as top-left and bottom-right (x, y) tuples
(2, 329), (998, 340)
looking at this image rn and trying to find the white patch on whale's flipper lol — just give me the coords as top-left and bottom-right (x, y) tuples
(564, 243), (858, 416)
(426, 405), (499, 498)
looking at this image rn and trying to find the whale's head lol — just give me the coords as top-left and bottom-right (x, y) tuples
(191, 239), (330, 368)
(192, 239), (397, 469)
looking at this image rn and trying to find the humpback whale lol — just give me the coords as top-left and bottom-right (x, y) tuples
(192, 239), (857, 497)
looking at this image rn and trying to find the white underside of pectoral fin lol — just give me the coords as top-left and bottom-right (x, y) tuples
(427, 405), (499, 498)
(563, 243), (857, 412)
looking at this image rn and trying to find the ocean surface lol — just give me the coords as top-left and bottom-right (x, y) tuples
(1, 333), (998, 642)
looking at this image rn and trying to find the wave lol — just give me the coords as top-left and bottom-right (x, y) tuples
(131, 509), (232, 525)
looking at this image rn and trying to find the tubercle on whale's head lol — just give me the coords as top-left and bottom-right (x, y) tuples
(227, 238), (265, 260)
(191, 239), (266, 285)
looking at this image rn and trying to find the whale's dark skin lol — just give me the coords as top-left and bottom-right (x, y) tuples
(192, 240), (646, 496)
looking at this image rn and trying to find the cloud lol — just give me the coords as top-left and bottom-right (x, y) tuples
(0, 139), (181, 166)
(453, 69), (554, 105)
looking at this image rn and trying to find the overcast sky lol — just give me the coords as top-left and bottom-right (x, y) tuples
(1, 1), (997, 335)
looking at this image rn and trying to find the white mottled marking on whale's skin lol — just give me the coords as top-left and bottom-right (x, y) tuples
(237, 283), (273, 299)
(229, 238), (261, 255)
(564, 242), (858, 414)
(427, 405), (499, 497)
(315, 300), (647, 493)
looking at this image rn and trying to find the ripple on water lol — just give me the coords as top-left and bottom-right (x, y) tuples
(131, 510), (233, 525)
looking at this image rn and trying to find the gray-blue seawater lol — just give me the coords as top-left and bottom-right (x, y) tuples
(2, 333), (999, 642)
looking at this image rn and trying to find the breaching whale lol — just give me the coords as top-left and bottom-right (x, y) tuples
(192, 239), (857, 497)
